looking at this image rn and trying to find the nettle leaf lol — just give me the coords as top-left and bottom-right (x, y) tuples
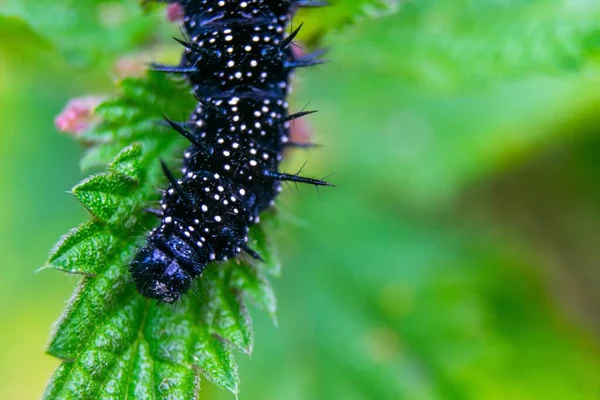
(205, 268), (255, 354)
(44, 73), (280, 399)
(109, 143), (143, 181)
(192, 326), (239, 393)
(48, 251), (135, 360)
(232, 264), (277, 319)
(249, 220), (281, 276)
(46, 222), (115, 275)
(73, 173), (139, 224)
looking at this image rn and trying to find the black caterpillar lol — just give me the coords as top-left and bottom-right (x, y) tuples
(130, 0), (331, 303)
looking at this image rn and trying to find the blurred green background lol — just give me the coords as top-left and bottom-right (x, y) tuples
(2, 0), (600, 398)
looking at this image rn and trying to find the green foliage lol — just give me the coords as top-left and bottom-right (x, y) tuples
(0, 15), (53, 60)
(303, 0), (600, 204)
(18, 0), (600, 399)
(349, 0), (600, 87)
(298, 0), (401, 40)
(260, 1), (600, 398)
(0, 0), (169, 68)
(43, 73), (280, 399)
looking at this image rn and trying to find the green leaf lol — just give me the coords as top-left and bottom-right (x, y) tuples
(48, 258), (133, 360)
(0, 15), (53, 65)
(327, 0), (600, 90)
(231, 264), (277, 319)
(73, 172), (139, 224)
(109, 143), (143, 181)
(46, 222), (115, 275)
(45, 291), (202, 400)
(248, 216), (281, 276)
(0, 1), (171, 68)
(81, 142), (134, 171)
(298, 0), (401, 40)
(207, 268), (255, 355)
(72, 144), (145, 223)
(192, 327), (239, 393)
(44, 73), (280, 399)
(303, 0), (600, 204)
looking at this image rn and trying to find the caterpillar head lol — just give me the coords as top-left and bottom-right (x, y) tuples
(129, 232), (207, 303)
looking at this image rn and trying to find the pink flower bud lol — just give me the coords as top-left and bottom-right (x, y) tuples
(55, 96), (104, 136)
(166, 2), (185, 23)
(291, 43), (306, 60)
(289, 118), (314, 146)
(114, 55), (147, 78)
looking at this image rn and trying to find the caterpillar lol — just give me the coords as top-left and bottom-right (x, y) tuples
(130, 0), (331, 303)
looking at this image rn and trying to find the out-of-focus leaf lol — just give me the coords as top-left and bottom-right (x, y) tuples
(203, 2), (600, 398)
(248, 219), (282, 276)
(298, 0), (402, 40)
(0, 1), (169, 68)
(0, 15), (52, 52)
(302, 0), (600, 204)
(208, 186), (600, 400)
